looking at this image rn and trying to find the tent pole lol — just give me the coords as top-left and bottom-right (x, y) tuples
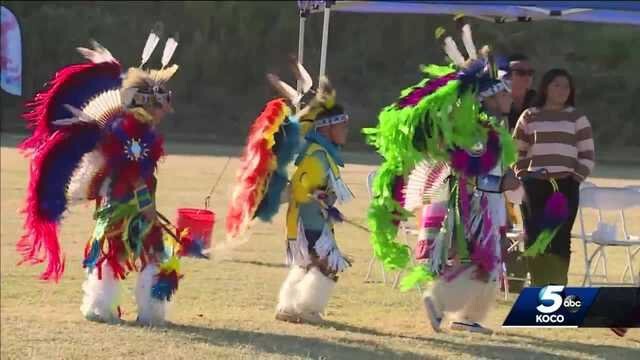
(296, 15), (307, 112)
(319, 4), (331, 79)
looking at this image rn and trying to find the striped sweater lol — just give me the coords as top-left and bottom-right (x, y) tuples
(513, 106), (595, 181)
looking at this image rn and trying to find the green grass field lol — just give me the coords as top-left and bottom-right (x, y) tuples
(1, 134), (639, 359)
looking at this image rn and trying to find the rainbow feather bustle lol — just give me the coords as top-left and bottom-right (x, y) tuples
(225, 99), (295, 241)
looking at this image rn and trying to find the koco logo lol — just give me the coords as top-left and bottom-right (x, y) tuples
(535, 286), (582, 324)
(537, 285), (565, 314)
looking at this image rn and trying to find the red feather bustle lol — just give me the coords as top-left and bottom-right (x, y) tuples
(20, 61), (121, 153)
(225, 99), (290, 240)
(17, 131), (68, 282)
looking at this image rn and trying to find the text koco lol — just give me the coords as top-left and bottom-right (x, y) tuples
(535, 314), (565, 323)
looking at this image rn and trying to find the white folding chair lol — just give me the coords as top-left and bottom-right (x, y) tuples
(578, 186), (640, 286)
(501, 229), (531, 300)
(363, 169), (422, 293)
(392, 220), (421, 290)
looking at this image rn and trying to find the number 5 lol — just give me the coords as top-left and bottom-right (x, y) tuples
(537, 285), (564, 314)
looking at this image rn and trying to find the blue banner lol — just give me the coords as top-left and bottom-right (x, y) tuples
(503, 286), (640, 328)
(1, 6), (22, 96)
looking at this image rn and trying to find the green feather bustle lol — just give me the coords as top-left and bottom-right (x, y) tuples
(523, 227), (560, 257)
(363, 66), (519, 291)
(399, 265), (437, 291)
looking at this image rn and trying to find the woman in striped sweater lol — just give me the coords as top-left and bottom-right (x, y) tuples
(513, 68), (595, 286)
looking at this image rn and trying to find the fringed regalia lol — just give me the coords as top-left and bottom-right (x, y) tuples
(226, 60), (353, 324)
(18, 26), (203, 325)
(364, 16), (517, 334)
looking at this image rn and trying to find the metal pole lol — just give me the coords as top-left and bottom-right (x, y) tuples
(318, 4), (331, 79)
(296, 15), (306, 112)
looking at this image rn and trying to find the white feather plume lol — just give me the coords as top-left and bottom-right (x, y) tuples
(461, 24), (477, 60)
(443, 36), (466, 67)
(161, 37), (178, 69)
(67, 150), (107, 205)
(77, 40), (115, 64)
(140, 29), (161, 67)
(296, 62), (313, 93)
(80, 263), (123, 322)
(267, 74), (302, 105)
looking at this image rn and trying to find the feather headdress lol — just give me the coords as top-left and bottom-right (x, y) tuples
(122, 24), (180, 111)
(267, 56), (337, 135)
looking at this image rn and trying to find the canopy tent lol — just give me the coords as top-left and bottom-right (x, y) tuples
(294, 1), (640, 81)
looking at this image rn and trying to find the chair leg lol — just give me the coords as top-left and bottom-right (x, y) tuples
(381, 262), (387, 284)
(502, 262), (509, 301)
(364, 256), (375, 283)
(631, 247), (638, 285)
(622, 247), (637, 285)
(601, 247), (609, 283)
(592, 248), (605, 280)
(582, 247), (592, 287)
(392, 271), (401, 289)
(584, 246), (603, 287)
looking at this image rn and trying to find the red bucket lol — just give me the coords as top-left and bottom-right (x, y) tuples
(176, 208), (215, 249)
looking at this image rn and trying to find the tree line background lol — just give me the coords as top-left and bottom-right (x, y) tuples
(2, 1), (639, 151)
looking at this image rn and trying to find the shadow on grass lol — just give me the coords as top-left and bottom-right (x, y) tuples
(226, 259), (288, 269)
(123, 321), (432, 360)
(319, 320), (637, 360)
(118, 318), (637, 360)
(498, 332), (640, 358)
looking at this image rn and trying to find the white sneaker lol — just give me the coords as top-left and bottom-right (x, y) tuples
(450, 321), (493, 335)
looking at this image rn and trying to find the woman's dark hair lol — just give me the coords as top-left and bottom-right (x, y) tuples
(533, 68), (575, 108)
(508, 53), (529, 63)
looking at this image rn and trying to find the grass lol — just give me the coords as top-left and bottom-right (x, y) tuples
(1, 134), (639, 359)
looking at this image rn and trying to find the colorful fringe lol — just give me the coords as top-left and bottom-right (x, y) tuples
(254, 119), (300, 221)
(151, 256), (183, 302)
(470, 195), (499, 275)
(18, 125), (101, 282)
(176, 228), (209, 259)
(524, 180), (569, 257)
(225, 99), (291, 240)
(82, 199), (157, 280)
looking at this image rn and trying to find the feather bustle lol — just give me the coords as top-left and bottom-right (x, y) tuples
(20, 61), (121, 152)
(225, 99), (291, 240)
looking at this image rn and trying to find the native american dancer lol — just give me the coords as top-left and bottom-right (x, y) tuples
(18, 27), (205, 325)
(364, 16), (520, 335)
(226, 59), (353, 324)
